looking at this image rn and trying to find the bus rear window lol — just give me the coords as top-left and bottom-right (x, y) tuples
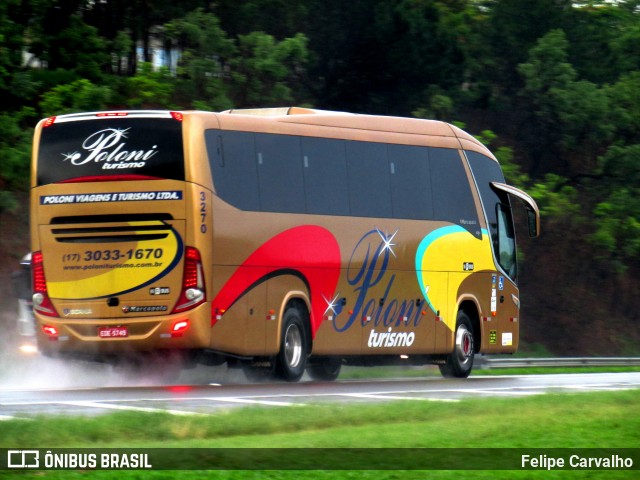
(37, 117), (184, 185)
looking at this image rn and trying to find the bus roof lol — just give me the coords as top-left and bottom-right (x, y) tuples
(218, 107), (493, 159)
(37, 108), (495, 160)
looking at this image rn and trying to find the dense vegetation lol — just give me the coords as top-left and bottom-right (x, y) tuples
(0, 0), (638, 354)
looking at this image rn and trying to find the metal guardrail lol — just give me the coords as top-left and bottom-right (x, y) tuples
(477, 357), (640, 369)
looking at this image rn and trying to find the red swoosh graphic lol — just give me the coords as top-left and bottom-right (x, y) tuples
(211, 226), (341, 337)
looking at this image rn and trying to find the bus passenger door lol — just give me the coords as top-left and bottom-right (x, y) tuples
(455, 271), (519, 354)
(493, 275), (519, 353)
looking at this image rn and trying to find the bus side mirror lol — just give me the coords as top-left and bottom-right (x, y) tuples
(489, 182), (540, 239)
(527, 207), (539, 238)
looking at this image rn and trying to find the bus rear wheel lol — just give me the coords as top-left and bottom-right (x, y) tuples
(439, 311), (475, 378)
(275, 305), (309, 382)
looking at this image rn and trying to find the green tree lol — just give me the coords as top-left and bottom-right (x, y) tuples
(610, 22), (640, 74)
(39, 79), (112, 116)
(0, 108), (35, 207)
(125, 63), (174, 108)
(517, 29), (575, 173)
(412, 93), (454, 121)
(165, 8), (235, 109)
(589, 144), (640, 272)
(371, 0), (466, 112)
(518, 29), (613, 174)
(484, 0), (572, 94)
(518, 30), (576, 118)
(215, 0), (308, 39)
(527, 173), (582, 229)
(0, 0), (22, 85)
(229, 32), (309, 106)
(110, 30), (133, 76)
(28, 2), (109, 81)
(591, 189), (640, 273)
(0, 0), (32, 109)
(306, 0), (470, 114)
(553, 79), (613, 162)
(606, 71), (640, 144)
(564, 3), (623, 84)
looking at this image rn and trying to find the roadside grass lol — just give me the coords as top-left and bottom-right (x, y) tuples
(474, 366), (640, 375)
(338, 364), (640, 379)
(1, 390), (638, 479)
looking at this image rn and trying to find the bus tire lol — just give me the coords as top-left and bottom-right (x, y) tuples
(439, 310), (475, 378)
(275, 305), (308, 382)
(307, 357), (342, 381)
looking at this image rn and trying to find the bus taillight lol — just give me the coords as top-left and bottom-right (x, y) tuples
(32, 251), (58, 317)
(171, 319), (190, 337)
(42, 325), (59, 338)
(170, 111), (184, 122)
(42, 116), (56, 128)
(172, 247), (206, 313)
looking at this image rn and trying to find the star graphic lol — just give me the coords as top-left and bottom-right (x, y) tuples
(322, 292), (341, 316)
(61, 152), (80, 162)
(376, 228), (398, 258)
(114, 127), (131, 138)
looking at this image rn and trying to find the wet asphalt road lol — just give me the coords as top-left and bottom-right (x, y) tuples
(1, 358), (638, 419)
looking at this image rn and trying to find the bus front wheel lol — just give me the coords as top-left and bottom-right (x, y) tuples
(275, 305), (309, 382)
(439, 311), (475, 378)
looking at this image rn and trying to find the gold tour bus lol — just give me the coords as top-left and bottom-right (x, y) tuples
(30, 108), (539, 381)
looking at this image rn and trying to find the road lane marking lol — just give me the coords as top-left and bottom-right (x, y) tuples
(563, 385), (639, 391)
(454, 389), (544, 396)
(204, 397), (302, 407)
(340, 393), (459, 402)
(57, 401), (204, 416)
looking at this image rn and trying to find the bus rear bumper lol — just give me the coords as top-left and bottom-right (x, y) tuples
(33, 304), (211, 358)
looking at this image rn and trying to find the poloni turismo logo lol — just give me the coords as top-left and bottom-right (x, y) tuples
(62, 128), (159, 170)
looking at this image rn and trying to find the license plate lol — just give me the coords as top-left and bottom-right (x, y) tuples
(98, 326), (128, 338)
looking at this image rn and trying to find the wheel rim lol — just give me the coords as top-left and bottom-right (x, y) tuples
(454, 324), (473, 366)
(284, 323), (303, 368)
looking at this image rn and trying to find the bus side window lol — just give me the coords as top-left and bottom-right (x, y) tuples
(255, 133), (304, 213)
(346, 141), (392, 218)
(430, 148), (480, 237)
(301, 137), (350, 216)
(388, 144), (434, 220)
(207, 130), (260, 211)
